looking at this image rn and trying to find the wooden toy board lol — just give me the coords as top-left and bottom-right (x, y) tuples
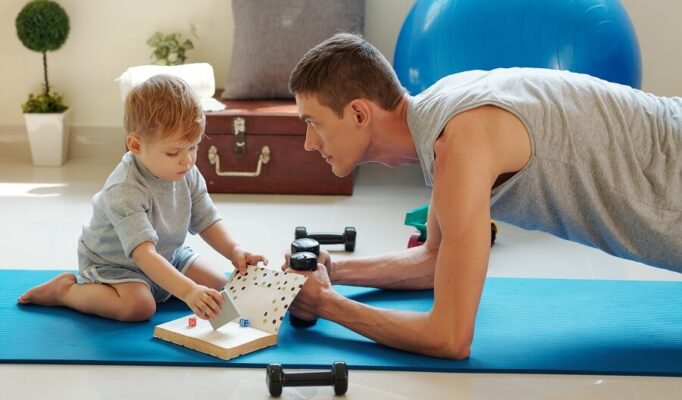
(154, 265), (307, 360)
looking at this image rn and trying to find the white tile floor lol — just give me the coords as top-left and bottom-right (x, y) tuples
(1, 158), (681, 399)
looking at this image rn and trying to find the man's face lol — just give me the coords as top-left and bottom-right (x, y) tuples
(295, 93), (368, 177)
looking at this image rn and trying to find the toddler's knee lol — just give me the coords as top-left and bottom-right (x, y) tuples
(117, 298), (156, 322)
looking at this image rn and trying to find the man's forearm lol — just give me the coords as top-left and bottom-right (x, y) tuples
(332, 245), (438, 289)
(319, 290), (468, 359)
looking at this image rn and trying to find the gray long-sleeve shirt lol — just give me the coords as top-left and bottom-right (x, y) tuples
(407, 67), (682, 273)
(78, 152), (220, 270)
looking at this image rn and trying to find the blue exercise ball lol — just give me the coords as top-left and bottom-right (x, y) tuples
(394, 0), (642, 94)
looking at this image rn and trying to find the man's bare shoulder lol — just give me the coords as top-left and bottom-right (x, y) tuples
(434, 105), (531, 176)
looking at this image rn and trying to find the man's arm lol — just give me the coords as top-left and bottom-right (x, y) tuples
(330, 201), (441, 290)
(318, 122), (495, 358)
(290, 106), (530, 359)
(293, 162), (492, 358)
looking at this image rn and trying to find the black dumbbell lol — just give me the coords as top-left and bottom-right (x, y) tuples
(291, 238), (320, 256)
(266, 362), (349, 397)
(288, 238), (320, 328)
(295, 226), (356, 252)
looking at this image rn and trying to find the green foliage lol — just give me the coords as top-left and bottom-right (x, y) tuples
(16, 0), (70, 52)
(16, 1), (70, 113)
(147, 24), (197, 66)
(21, 91), (68, 113)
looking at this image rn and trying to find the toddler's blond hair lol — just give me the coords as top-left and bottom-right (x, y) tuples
(124, 74), (205, 142)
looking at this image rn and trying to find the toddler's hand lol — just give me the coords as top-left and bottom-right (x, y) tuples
(231, 246), (268, 275)
(185, 285), (224, 320)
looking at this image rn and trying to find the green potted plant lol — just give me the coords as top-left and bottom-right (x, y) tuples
(16, 0), (71, 166)
(147, 24), (197, 66)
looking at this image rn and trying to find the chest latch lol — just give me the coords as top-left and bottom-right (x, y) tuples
(233, 117), (246, 155)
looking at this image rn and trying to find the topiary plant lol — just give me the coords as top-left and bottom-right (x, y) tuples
(16, 0), (70, 113)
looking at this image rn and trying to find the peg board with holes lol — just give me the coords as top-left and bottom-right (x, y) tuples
(153, 265), (308, 360)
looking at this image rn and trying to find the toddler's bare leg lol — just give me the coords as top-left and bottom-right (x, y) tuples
(19, 273), (156, 322)
(18, 272), (77, 306)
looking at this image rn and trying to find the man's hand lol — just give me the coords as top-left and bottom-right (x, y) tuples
(230, 246), (268, 275)
(183, 285), (225, 320)
(282, 261), (334, 320)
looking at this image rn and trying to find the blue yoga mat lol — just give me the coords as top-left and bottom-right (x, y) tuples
(2, 270), (681, 376)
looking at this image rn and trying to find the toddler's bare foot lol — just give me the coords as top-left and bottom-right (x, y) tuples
(17, 272), (77, 306)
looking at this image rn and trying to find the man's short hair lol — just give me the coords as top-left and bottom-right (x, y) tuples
(289, 33), (406, 117)
(124, 74), (205, 142)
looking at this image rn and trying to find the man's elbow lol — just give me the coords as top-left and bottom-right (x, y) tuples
(442, 341), (471, 360)
(427, 333), (471, 360)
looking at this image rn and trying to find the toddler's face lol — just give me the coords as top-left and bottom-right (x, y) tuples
(137, 132), (201, 182)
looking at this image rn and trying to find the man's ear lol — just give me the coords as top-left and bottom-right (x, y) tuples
(349, 99), (371, 126)
(126, 134), (142, 154)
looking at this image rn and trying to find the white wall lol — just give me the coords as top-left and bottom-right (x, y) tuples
(620, 0), (682, 98)
(2, 0), (234, 128)
(1, 0), (680, 159)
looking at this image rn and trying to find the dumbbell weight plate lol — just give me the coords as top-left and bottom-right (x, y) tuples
(289, 252), (318, 271)
(332, 361), (349, 395)
(294, 226), (307, 240)
(343, 227), (356, 252)
(266, 363), (284, 397)
(291, 238), (320, 256)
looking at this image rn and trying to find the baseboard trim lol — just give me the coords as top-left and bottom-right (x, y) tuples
(0, 125), (126, 163)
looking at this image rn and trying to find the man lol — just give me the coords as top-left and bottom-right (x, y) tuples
(284, 33), (682, 359)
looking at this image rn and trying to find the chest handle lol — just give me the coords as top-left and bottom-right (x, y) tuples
(207, 145), (270, 177)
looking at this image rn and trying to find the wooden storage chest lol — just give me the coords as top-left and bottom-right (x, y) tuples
(197, 98), (353, 195)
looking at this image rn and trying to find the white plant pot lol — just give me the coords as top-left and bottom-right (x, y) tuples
(23, 109), (71, 166)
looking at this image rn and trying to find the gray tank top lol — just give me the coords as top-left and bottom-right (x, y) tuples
(406, 67), (682, 272)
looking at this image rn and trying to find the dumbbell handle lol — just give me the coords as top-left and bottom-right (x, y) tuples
(302, 233), (345, 244)
(282, 371), (334, 387)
